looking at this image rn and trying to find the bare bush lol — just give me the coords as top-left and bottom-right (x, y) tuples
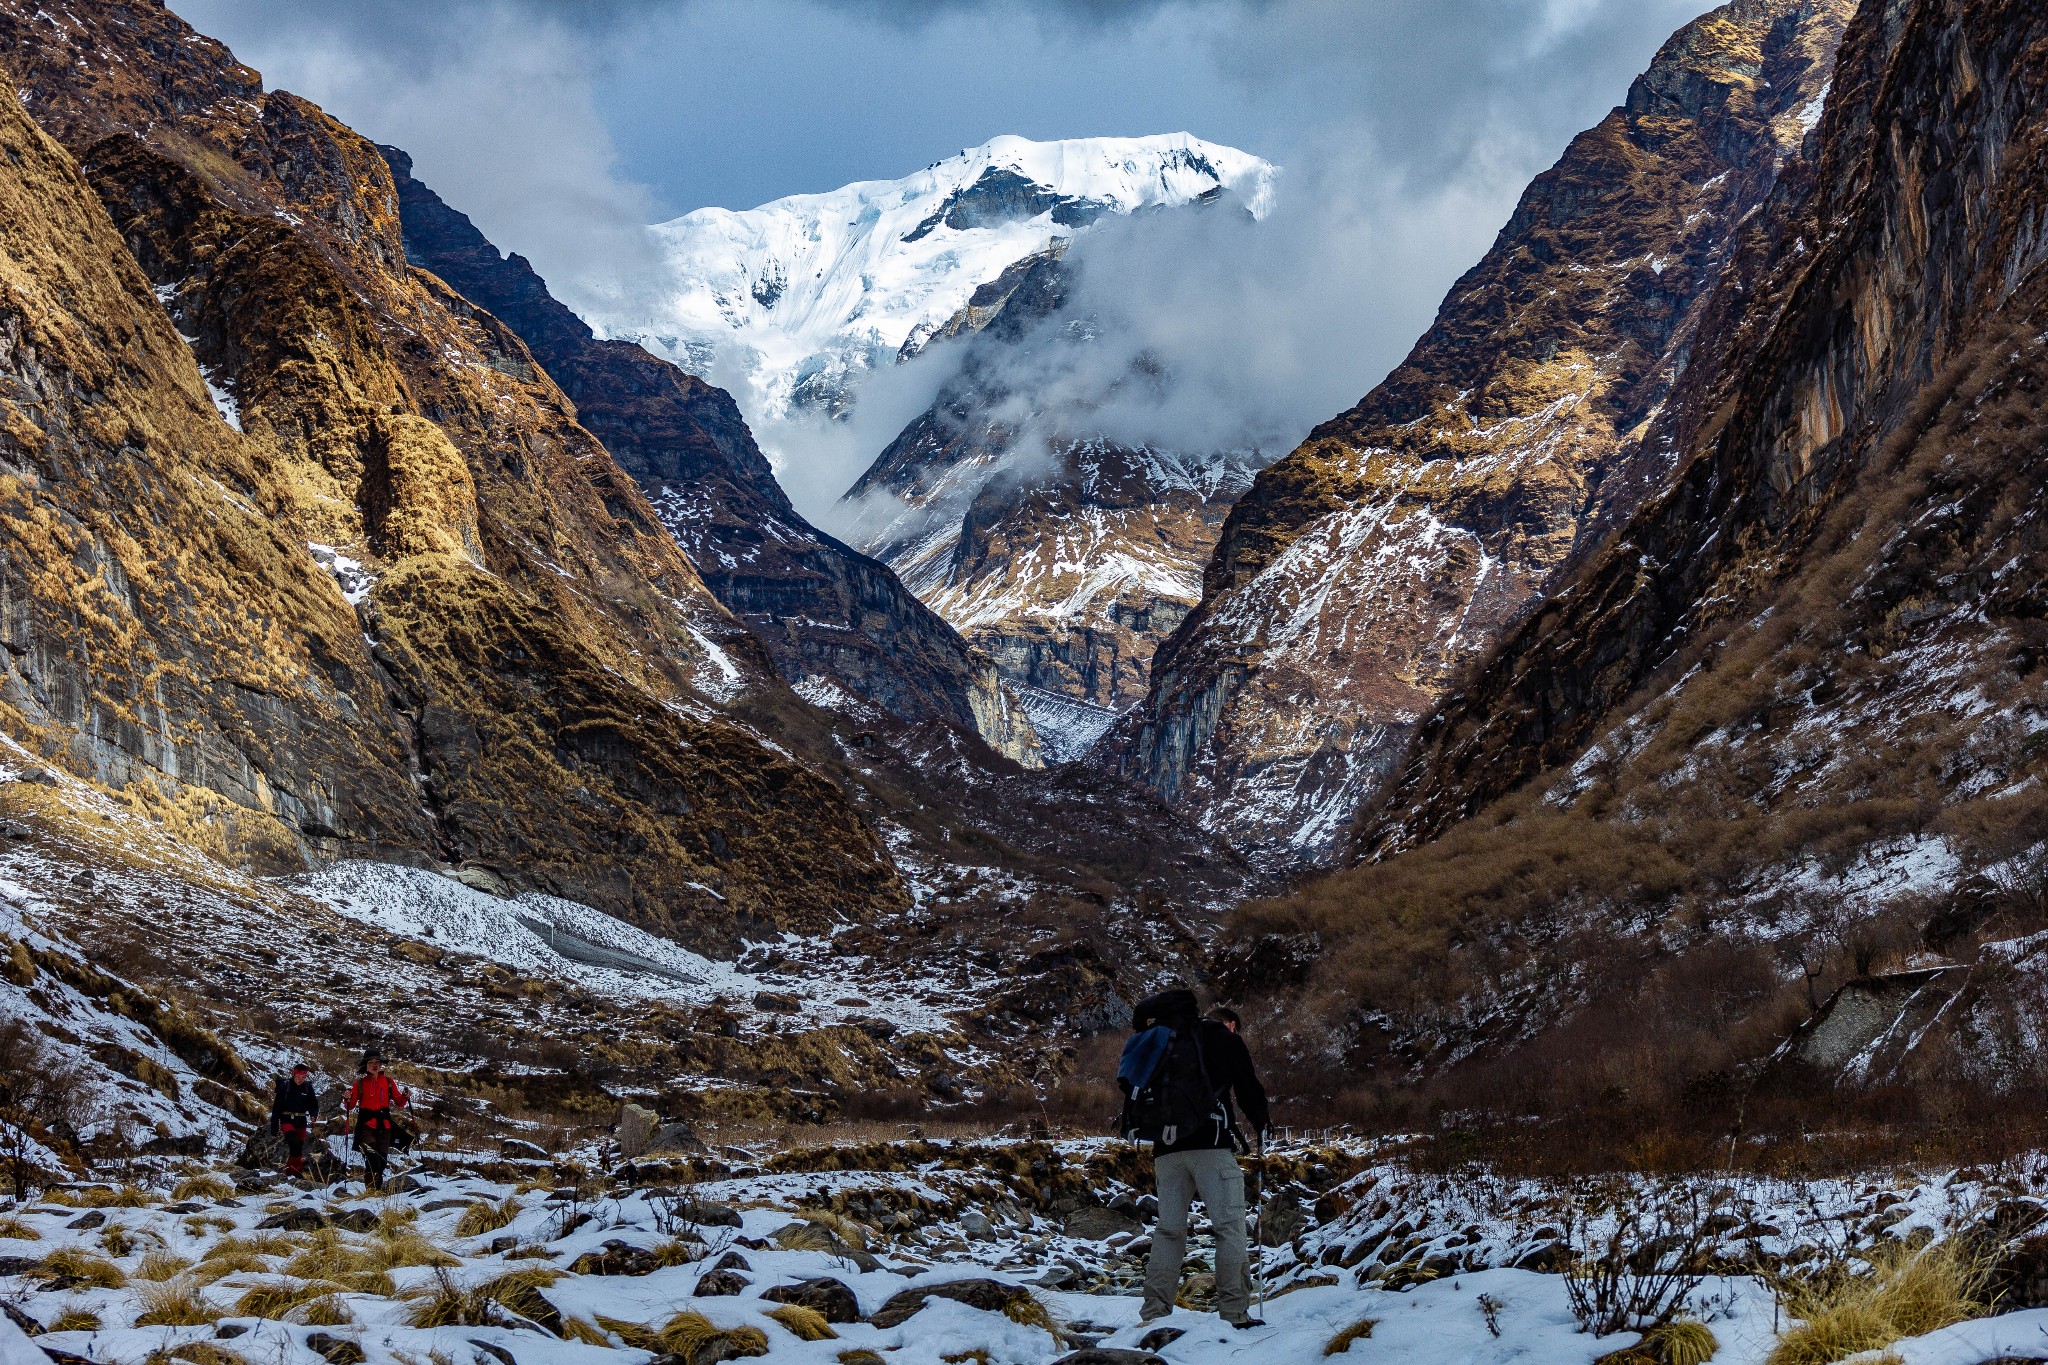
(1561, 1179), (1727, 1336)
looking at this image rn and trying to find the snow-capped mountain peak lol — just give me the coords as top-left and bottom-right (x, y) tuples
(584, 133), (1274, 426)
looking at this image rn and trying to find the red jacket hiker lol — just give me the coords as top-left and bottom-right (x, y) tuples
(346, 1053), (409, 1190)
(346, 1071), (408, 1124)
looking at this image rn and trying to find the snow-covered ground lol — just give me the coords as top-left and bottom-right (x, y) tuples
(7, 1136), (2045, 1365)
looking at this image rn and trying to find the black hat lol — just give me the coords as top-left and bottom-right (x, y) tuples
(363, 1049), (384, 1066)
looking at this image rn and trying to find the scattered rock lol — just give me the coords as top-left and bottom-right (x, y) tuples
(63, 1212), (105, 1230)
(0, 1257), (36, 1277)
(1035, 1266), (1078, 1289)
(762, 1276), (861, 1323)
(752, 990), (802, 1014)
(306, 1333), (367, 1364)
(466, 1340), (517, 1365)
(1136, 1326), (1184, 1351)
(214, 1324), (250, 1339)
(258, 1207), (329, 1231)
(163, 1201), (207, 1213)
(422, 1198), (470, 1213)
(330, 1208), (379, 1233)
(1052, 1352), (1166, 1365)
(693, 1269), (750, 1296)
(1, 1300), (40, 1335)
(651, 1120), (705, 1154)
(711, 1251), (752, 1273)
(381, 1175), (422, 1194)
(500, 1138), (549, 1160)
(1064, 1205), (1141, 1242)
(958, 1210), (997, 1241)
(869, 1278), (1034, 1328)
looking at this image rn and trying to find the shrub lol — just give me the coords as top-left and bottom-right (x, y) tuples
(455, 1197), (521, 1238)
(1766, 1238), (1993, 1365)
(1563, 1182), (1724, 1335)
(135, 1278), (222, 1327)
(1325, 1316), (1378, 1355)
(766, 1303), (837, 1340)
(173, 1173), (237, 1202)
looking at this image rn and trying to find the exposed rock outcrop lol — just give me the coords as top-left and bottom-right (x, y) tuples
(375, 149), (1040, 766)
(0, 0), (903, 948)
(1117, 0), (1855, 864)
(843, 245), (1266, 757)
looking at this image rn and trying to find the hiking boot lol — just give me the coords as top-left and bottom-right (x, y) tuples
(1229, 1318), (1266, 1330)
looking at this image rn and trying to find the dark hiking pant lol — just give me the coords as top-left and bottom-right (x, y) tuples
(278, 1121), (309, 1176)
(356, 1111), (394, 1188)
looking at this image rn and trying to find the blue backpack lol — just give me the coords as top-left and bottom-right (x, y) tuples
(1117, 989), (1224, 1146)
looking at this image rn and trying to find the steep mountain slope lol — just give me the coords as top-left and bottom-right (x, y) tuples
(0, 0), (902, 950)
(1227, 0), (2048, 1140)
(374, 148), (1040, 765)
(585, 134), (1272, 426)
(841, 244), (1267, 757)
(1117, 0), (1855, 864)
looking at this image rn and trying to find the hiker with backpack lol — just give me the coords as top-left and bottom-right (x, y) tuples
(344, 1050), (409, 1191)
(1118, 988), (1271, 1330)
(268, 1063), (320, 1179)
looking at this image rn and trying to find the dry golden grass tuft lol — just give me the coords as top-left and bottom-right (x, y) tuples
(49, 1306), (102, 1332)
(159, 1344), (251, 1365)
(558, 1316), (612, 1347)
(36, 1247), (127, 1287)
(1645, 1319), (1720, 1365)
(657, 1310), (769, 1359)
(1766, 1239), (1993, 1365)
(290, 1293), (357, 1327)
(1325, 1315), (1380, 1355)
(766, 1303), (837, 1341)
(836, 1352), (886, 1365)
(173, 1173), (237, 1202)
(455, 1197), (522, 1238)
(231, 1278), (351, 1319)
(0, 1215), (40, 1241)
(135, 1250), (194, 1282)
(135, 1278), (222, 1326)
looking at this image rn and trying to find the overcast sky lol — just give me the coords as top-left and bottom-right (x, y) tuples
(165, 0), (1717, 513)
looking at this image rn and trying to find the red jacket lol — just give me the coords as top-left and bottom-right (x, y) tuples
(346, 1073), (407, 1113)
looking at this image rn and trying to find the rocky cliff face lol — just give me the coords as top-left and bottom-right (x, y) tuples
(0, 0), (903, 950)
(843, 246), (1267, 762)
(374, 150), (1040, 767)
(1117, 0), (1855, 865)
(1225, 0), (2048, 1128)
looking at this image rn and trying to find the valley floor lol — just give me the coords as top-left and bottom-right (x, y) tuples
(5, 1137), (2048, 1365)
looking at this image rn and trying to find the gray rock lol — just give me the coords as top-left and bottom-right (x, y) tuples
(958, 1210), (997, 1241)
(762, 1276), (860, 1323)
(500, 1138), (549, 1160)
(617, 1102), (659, 1158)
(1053, 1352), (1166, 1365)
(1063, 1206), (1140, 1242)
(257, 1206), (329, 1231)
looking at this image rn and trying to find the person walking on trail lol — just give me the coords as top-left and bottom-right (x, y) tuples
(1118, 987), (1270, 1330)
(268, 1064), (320, 1179)
(345, 1051), (409, 1191)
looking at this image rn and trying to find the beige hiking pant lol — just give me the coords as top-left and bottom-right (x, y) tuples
(1142, 1146), (1251, 1323)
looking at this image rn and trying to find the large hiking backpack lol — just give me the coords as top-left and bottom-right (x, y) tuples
(1117, 988), (1226, 1147)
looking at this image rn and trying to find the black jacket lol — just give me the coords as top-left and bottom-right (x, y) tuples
(269, 1077), (319, 1131)
(1157, 1020), (1270, 1156)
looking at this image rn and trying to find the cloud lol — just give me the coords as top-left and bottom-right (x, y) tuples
(169, 0), (671, 309)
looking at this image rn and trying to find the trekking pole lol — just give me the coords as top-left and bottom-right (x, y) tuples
(1252, 1131), (1267, 1320)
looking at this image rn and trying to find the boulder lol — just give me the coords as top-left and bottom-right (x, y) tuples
(305, 1333), (367, 1364)
(64, 1212), (105, 1230)
(1063, 1206), (1140, 1242)
(570, 1240), (661, 1277)
(869, 1278), (1034, 1328)
(664, 1195), (743, 1229)
(762, 1276), (861, 1323)
(617, 1102), (660, 1158)
(257, 1207), (329, 1231)
(500, 1138), (549, 1160)
(692, 1269), (750, 1296)
(710, 1251), (752, 1273)
(330, 1208), (380, 1233)
(1052, 1352), (1167, 1365)
(1136, 1327), (1184, 1350)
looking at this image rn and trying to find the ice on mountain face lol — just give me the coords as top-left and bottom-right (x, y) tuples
(583, 134), (1273, 442)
